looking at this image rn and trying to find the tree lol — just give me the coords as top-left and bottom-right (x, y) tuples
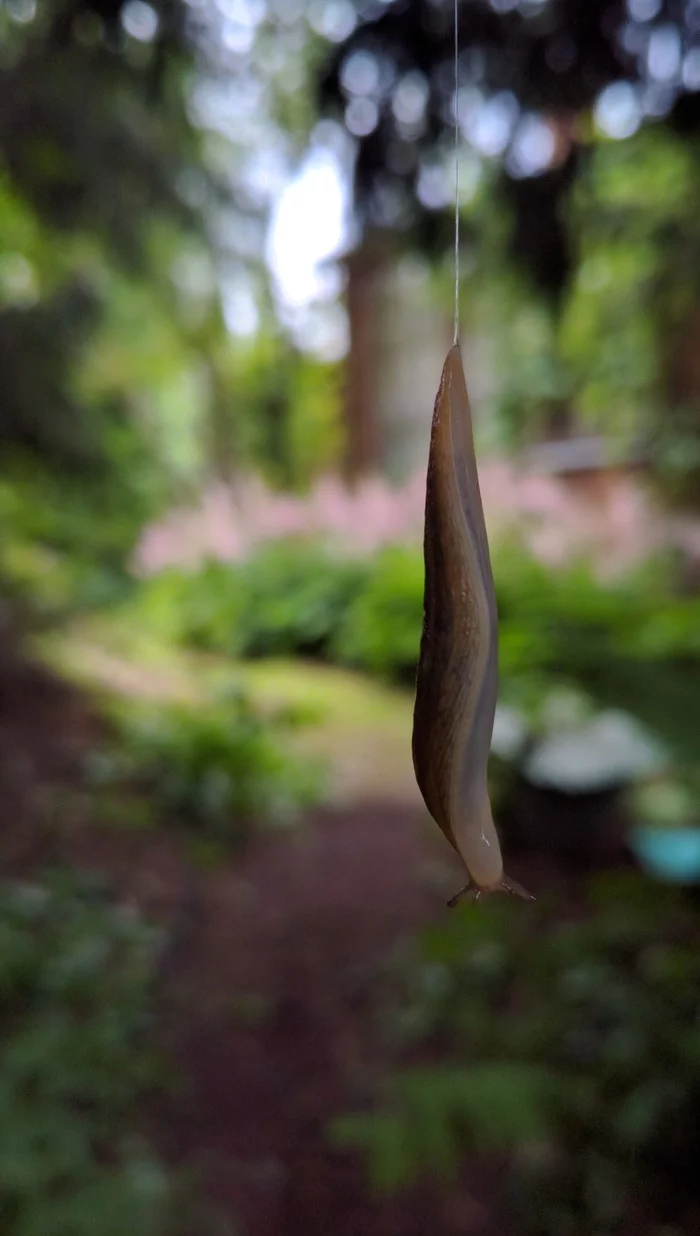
(316, 0), (700, 303)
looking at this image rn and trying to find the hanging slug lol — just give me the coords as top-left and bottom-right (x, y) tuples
(412, 344), (533, 907)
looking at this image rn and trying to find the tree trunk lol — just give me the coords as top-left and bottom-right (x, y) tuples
(342, 233), (389, 480)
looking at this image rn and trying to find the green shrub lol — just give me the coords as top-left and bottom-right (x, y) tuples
(0, 449), (159, 625)
(131, 541), (372, 661)
(129, 538), (700, 762)
(90, 689), (324, 847)
(235, 539), (371, 659)
(332, 546), (424, 683)
(1, 532), (133, 626)
(0, 871), (169, 1236)
(130, 561), (247, 655)
(327, 537), (700, 697)
(333, 874), (700, 1233)
(495, 544), (700, 671)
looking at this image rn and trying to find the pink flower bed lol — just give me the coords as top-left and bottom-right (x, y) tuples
(134, 464), (700, 579)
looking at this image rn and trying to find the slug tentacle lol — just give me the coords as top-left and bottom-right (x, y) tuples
(500, 874), (535, 901)
(447, 874), (535, 910)
(412, 344), (533, 905)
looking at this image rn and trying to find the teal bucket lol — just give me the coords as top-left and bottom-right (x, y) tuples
(630, 825), (700, 883)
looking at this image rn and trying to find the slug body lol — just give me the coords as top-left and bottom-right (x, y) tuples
(412, 345), (532, 904)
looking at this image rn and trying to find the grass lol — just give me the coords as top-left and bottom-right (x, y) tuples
(35, 614), (419, 809)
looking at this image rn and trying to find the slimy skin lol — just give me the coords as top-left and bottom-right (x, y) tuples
(412, 345), (533, 906)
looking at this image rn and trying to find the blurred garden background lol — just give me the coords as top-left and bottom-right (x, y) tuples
(4, 1), (700, 1233)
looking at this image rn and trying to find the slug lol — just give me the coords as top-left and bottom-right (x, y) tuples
(412, 344), (533, 907)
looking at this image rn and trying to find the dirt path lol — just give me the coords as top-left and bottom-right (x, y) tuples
(58, 799), (513, 1236)
(152, 804), (521, 1236)
(0, 648), (540, 1236)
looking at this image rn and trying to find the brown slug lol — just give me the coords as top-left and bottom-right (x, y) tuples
(412, 344), (533, 907)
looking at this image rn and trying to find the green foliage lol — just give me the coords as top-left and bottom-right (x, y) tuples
(332, 546), (425, 684)
(630, 774), (700, 829)
(127, 562), (247, 655)
(0, 3), (198, 270)
(128, 536), (700, 769)
(131, 543), (373, 661)
(0, 464), (146, 624)
(133, 539), (420, 679)
(0, 870), (170, 1236)
(494, 543), (700, 675)
(460, 240), (573, 451)
(441, 125), (700, 466)
(237, 541), (370, 659)
(89, 690), (324, 847)
(332, 1063), (559, 1194)
(558, 129), (700, 445)
(227, 335), (345, 492)
(647, 399), (700, 510)
(285, 357), (345, 491)
(337, 874), (700, 1232)
(0, 0), (252, 622)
